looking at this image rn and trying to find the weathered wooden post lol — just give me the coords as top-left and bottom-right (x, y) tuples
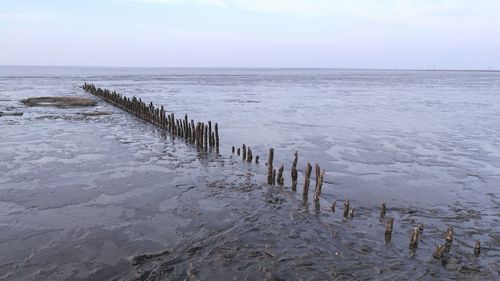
(409, 227), (419, 249)
(313, 168), (324, 202)
(184, 114), (189, 139)
(445, 226), (453, 243)
(208, 121), (212, 148)
(267, 148), (274, 185)
(255, 155), (259, 164)
(380, 202), (387, 218)
(215, 123), (219, 149)
(474, 240), (481, 256)
(385, 217), (394, 235)
(277, 164), (284, 185)
(204, 124), (208, 149)
(433, 244), (445, 259)
(232, 146), (235, 154)
(343, 200), (350, 218)
(247, 148), (253, 162)
(272, 168), (276, 186)
(303, 163), (312, 196)
(291, 152), (298, 191)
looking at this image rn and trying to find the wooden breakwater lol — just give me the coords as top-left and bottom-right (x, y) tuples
(82, 83), (219, 152)
(82, 83), (481, 260)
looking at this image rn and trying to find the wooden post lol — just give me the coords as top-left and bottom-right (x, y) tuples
(190, 120), (195, 142)
(433, 244), (445, 259)
(303, 163), (312, 196)
(474, 240), (481, 256)
(237, 148), (240, 156)
(380, 202), (386, 218)
(343, 200), (350, 218)
(385, 217), (394, 235)
(208, 121), (212, 148)
(445, 226), (453, 243)
(409, 227), (419, 249)
(331, 201), (336, 212)
(255, 155), (259, 164)
(267, 148), (274, 185)
(215, 123), (219, 149)
(314, 164), (320, 191)
(242, 144), (246, 160)
(418, 223), (424, 233)
(204, 124), (208, 149)
(247, 148), (253, 162)
(232, 146), (235, 154)
(160, 106), (164, 128)
(291, 151), (298, 190)
(313, 168), (324, 201)
(277, 164), (284, 185)
(184, 114), (189, 139)
(272, 168), (276, 186)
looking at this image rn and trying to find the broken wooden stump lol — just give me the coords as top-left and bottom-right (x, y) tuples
(303, 163), (312, 196)
(291, 151), (298, 191)
(445, 226), (453, 243)
(313, 167), (325, 202)
(474, 240), (481, 256)
(242, 144), (246, 160)
(267, 148), (274, 185)
(380, 202), (386, 218)
(418, 223), (424, 233)
(246, 147), (253, 162)
(385, 217), (394, 235)
(433, 244), (445, 259)
(271, 168), (276, 186)
(409, 227), (419, 249)
(343, 200), (350, 218)
(277, 164), (284, 185)
(344, 199), (349, 218)
(214, 123), (219, 149)
(255, 155), (259, 164)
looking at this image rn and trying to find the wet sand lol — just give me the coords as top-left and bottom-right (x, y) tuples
(0, 67), (499, 280)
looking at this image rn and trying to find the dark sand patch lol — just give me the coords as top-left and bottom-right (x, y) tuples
(0, 111), (23, 117)
(77, 111), (111, 116)
(21, 97), (96, 108)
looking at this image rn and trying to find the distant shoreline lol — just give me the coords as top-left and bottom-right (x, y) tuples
(0, 64), (498, 72)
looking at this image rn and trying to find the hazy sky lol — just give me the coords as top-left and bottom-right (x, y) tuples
(1, 0), (499, 69)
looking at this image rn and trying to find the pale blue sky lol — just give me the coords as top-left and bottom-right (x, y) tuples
(1, 0), (499, 69)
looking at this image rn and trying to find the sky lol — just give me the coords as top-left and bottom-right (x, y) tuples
(0, 0), (499, 69)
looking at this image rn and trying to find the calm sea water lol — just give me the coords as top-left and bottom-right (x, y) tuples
(0, 66), (499, 280)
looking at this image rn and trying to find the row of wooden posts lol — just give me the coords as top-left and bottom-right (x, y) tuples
(82, 83), (219, 151)
(231, 143), (481, 258)
(82, 84), (481, 259)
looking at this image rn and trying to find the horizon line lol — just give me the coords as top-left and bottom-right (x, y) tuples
(0, 64), (498, 72)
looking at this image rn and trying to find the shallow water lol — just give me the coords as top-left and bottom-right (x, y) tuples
(0, 66), (499, 280)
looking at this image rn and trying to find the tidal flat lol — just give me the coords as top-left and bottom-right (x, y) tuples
(0, 66), (499, 280)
